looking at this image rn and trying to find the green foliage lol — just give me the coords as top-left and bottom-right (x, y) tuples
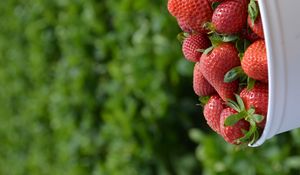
(190, 129), (300, 175)
(0, 0), (200, 174)
(1, 0), (300, 175)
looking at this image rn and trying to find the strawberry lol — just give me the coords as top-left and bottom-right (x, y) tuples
(220, 107), (250, 144)
(241, 39), (268, 83)
(182, 33), (211, 62)
(178, 19), (191, 32)
(211, 0), (248, 34)
(248, 14), (264, 39)
(193, 62), (216, 96)
(200, 43), (240, 101)
(167, 0), (213, 33)
(240, 83), (268, 128)
(203, 95), (225, 134)
(222, 94), (265, 144)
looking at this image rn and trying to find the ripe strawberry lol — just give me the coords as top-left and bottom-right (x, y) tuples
(200, 43), (240, 101)
(182, 33), (211, 62)
(248, 14), (264, 39)
(240, 83), (268, 128)
(220, 108), (250, 144)
(193, 62), (216, 96)
(241, 40), (268, 83)
(178, 19), (191, 32)
(211, 0), (248, 34)
(167, 0), (213, 33)
(203, 95), (225, 134)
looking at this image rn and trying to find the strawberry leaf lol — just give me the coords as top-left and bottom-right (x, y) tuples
(211, 2), (221, 10)
(236, 39), (245, 53)
(239, 73), (248, 83)
(203, 46), (214, 55)
(239, 120), (257, 143)
(196, 49), (205, 53)
(243, 39), (251, 52)
(209, 33), (239, 47)
(177, 32), (189, 43)
(250, 129), (260, 145)
(252, 114), (265, 123)
(226, 99), (241, 112)
(235, 94), (245, 111)
(224, 66), (244, 83)
(199, 96), (210, 106)
(222, 35), (239, 42)
(209, 33), (223, 46)
(203, 22), (215, 34)
(247, 106), (255, 115)
(238, 53), (244, 60)
(248, 0), (258, 26)
(247, 77), (256, 90)
(236, 39), (251, 55)
(224, 111), (247, 126)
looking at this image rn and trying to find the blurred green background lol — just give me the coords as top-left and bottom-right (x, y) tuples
(1, 0), (300, 175)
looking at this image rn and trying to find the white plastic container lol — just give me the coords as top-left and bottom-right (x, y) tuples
(251, 0), (300, 147)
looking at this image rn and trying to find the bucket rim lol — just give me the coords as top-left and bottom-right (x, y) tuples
(249, 0), (287, 147)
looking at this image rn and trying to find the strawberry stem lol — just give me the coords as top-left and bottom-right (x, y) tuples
(239, 119), (257, 144)
(247, 77), (256, 90)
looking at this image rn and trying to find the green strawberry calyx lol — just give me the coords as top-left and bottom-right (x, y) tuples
(224, 94), (264, 144)
(235, 38), (251, 59)
(224, 66), (246, 83)
(203, 22), (216, 34)
(177, 32), (190, 43)
(198, 96), (211, 107)
(224, 66), (256, 89)
(209, 33), (239, 46)
(248, 0), (259, 26)
(247, 77), (256, 90)
(211, 2), (221, 10)
(201, 32), (239, 55)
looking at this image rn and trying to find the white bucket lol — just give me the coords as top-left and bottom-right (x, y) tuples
(251, 0), (300, 147)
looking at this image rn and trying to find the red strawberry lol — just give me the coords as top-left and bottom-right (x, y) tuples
(240, 83), (268, 128)
(220, 108), (250, 144)
(200, 43), (240, 101)
(178, 19), (191, 32)
(193, 62), (216, 96)
(182, 33), (211, 62)
(248, 14), (264, 39)
(211, 0), (248, 34)
(241, 40), (268, 83)
(167, 0), (213, 33)
(203, 95), (225, 134)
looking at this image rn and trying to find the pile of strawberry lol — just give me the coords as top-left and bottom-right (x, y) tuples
(168, 0), (268, 145)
